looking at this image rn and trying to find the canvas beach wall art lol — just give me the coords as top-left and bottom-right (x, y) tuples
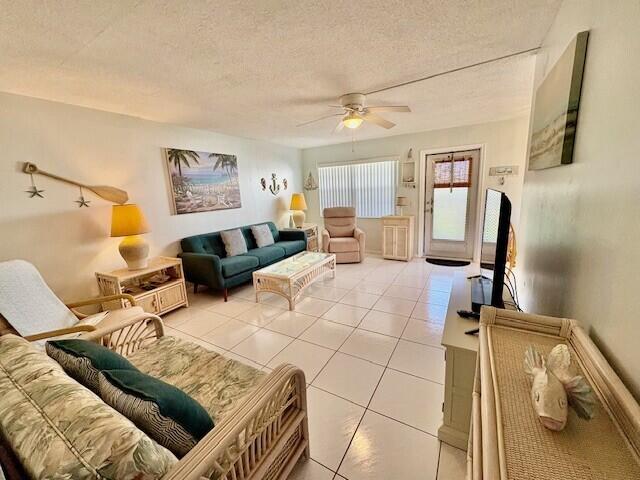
(528, 31), (589, 170)
(165, 148), (242, 214)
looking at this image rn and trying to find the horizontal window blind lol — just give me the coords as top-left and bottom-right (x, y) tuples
(318, 160), (397, 218)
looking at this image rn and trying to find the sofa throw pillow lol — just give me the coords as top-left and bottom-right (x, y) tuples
(46, 339), (137, 393)
(98, 369), (214, 458)
(251, 224), (275, 248)
(220, 228), (248, 257)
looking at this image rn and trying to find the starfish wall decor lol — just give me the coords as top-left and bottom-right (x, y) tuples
(23, 162), (129, 206)
(26, 173), (45, 198)
(26, 186), (45, 198)
(75, 186), (91, 207)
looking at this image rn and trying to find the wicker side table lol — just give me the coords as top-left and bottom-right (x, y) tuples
(95, 257), (188, 316)
(283, 223), (319, 252)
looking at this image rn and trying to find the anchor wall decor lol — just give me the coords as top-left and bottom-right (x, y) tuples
(260, 173), (288, 196)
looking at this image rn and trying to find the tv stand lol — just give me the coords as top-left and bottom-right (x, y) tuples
(440, 271), (517, 449)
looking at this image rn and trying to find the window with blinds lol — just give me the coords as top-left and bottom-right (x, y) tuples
(318, 160), (397, 218)
(433, 155), (472, 189)
(430, 153), (475, 242)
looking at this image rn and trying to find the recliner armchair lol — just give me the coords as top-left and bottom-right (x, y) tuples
(321, 207), (365, 263)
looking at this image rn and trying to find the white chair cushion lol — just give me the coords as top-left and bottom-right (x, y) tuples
(0, 260), (78, 337)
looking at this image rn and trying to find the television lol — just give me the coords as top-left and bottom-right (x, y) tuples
(472, 189), (511, 312)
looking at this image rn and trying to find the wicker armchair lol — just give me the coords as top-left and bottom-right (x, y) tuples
(0, 259), (146, 342)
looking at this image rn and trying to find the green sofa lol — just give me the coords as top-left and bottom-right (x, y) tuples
(179, 222), (307, 300)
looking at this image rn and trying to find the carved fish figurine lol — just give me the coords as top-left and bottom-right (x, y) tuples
(524, 344), (596, 431)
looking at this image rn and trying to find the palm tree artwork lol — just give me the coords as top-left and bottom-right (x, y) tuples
(167, 149), (199, 177)
(165, 148), (241, 215)
(210, 153), (238, 184)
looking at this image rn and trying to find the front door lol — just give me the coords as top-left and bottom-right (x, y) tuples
(423, 149), (480, 260)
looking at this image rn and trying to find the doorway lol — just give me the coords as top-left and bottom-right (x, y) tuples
(422, 148), (481, 261)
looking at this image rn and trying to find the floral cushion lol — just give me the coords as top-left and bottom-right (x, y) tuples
(0, 335), (177, 479)
(127, 336), (266, 423)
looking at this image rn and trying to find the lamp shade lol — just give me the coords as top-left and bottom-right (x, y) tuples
(290, 193), (308, 211)
(396, 196), (409, 207)
(111, 204), (150, 237)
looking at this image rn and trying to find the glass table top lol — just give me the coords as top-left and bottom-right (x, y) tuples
(257, 251), (332, 277)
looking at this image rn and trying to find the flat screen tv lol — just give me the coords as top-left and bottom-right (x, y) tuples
(475, 189), (511, 310)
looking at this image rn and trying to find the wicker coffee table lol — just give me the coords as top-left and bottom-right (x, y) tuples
(253, 252), (336, 310)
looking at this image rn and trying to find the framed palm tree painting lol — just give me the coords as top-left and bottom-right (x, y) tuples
(164, 148), (242, 214)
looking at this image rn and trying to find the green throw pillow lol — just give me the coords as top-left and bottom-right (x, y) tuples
(45, 339), (137, 393)
(98, 369), (214, 458)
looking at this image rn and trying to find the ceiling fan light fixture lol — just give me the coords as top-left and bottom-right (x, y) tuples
(342, 112), (363, 129)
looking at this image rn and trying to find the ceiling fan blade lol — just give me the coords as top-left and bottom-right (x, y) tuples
(296, 113), (343, 127)
(365, 106), (411, 113)
(361, 112), (395, 129)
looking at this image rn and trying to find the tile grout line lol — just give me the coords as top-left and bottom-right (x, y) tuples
(329, 298), (412, 479)
(181, 260), (458, 479)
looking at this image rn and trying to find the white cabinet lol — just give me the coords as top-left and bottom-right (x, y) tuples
(382, 216), (414, 261)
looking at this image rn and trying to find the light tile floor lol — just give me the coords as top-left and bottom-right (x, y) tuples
(164, 256), (468, 480)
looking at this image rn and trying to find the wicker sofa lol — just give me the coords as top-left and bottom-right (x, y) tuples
(0, 316), (309, 480)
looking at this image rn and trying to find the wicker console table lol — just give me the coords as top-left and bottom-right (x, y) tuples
(469, 307), (640, 480)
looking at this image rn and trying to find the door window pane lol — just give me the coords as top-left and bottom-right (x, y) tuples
(432, 187), (468, 241)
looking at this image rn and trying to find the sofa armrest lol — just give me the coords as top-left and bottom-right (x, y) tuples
(66, 294), (137, 309)
(321, 228), (331, 253)
(279, 229), (307, 242)
(81, 313), (164, 357)
(178, 252), (225, 289)
(164, 364), (309, 480)
(24, 324), (97, 342)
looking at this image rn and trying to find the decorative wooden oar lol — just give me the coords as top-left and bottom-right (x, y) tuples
(23, 162), (129, 204)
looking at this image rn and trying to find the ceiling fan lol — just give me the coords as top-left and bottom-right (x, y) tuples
(295, 47), (542, 134)
(297, 93), (411, 132)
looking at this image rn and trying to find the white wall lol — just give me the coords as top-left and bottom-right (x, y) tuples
(0, 93), (302, 301)
(518, 0), (640, 398)
(301, 116), (531, 258)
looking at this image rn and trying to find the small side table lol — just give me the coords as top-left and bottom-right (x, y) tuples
(96, 256), (188, 316)
(285, 223), (319, 252)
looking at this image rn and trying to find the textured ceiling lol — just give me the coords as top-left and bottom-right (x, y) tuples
(0, 0), (562, 148)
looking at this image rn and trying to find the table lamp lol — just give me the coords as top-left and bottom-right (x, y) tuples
(396, 196), (409, 215)
(111, 204), (150, 270)
(290, 193), (308, 228)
